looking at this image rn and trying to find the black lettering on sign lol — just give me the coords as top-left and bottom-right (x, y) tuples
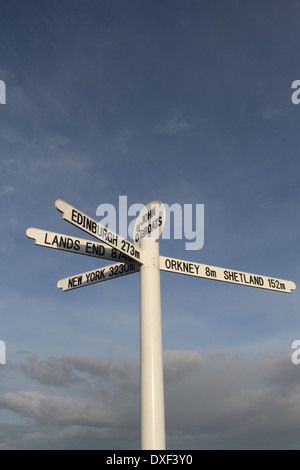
(74, 239), (80, 251)
(223, 270), (239, 282)
(86, 269), (105, 283)
(44, 233), (51, 245)
(108, 263), (136, 277)
(71, 209), (77, 223)
(85, 242), (105, 256)
(52, 235), (59, 246)
(113, 265), (119, 276)
(68, 275), (83, 288)
(138, 215), (162, 240)
(100, 269), (105, 279)
(121, 240), (130, 253)
(141, 207), (156, 226)
(97, 226), (118, 246)
(92, 243), (105, 256)
(109, 265), (120, 276)
(268, 278), (285, 290)
(72, 209), (97, 234)
(182, 262), (189, 273)
(188, 263), (194, 274)
(44, 232), (81, 251)
(246, 274), (264, 286)
(85, 242), (92, 254)
(163, 258), (199, 276)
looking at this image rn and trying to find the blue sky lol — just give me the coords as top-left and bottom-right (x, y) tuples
(0, 0), (299, 449)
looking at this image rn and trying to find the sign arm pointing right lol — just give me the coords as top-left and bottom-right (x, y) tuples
(160, 256), (296, 293)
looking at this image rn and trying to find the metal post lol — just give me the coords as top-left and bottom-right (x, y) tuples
(140, 237), (166, 450)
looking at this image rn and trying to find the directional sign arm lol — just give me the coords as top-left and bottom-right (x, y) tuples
(160, 256), (296, 293)
(26, 228), (137, 264)
(57, 262), (139, 292)
(55, 199), (143, 265)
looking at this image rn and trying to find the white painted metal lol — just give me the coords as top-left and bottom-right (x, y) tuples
(57, 262), (139, 292)
(55, 199), (143, 264)
(160, 255), (296, 293)
(26, 228), (138, 265)
(140, 237), (166, 450)
(26, 198), (297, 452)
(134, 200), (165, 245)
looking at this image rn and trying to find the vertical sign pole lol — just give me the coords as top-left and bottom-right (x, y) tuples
(140, 237), (166, 450)
(26, 199), (296, 450)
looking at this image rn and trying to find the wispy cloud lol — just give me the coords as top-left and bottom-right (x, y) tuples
(116, 127), (132, 154)
(0, 125), (34, 146)
(0, 185), (16, 197)
(47, 134), (71, 148)
(255, 108), (284, 120)
(28, 152), (92, 172)
(155, 112), (190, 134)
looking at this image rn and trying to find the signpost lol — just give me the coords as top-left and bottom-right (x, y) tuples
(26, 199), (296, 450)
(134, 201), (166, 450)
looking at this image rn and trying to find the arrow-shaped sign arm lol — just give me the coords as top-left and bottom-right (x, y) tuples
(160, 256), (296, 294)
(55, 199), (143, 265)
(57, 261), (139, 292)
(26, 228), (138, 264)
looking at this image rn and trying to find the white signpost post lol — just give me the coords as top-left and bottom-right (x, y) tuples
(26, 199), (296, 450)
(133, 201), (166, 450)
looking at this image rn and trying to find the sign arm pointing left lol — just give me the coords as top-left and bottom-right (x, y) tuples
(57, 262), (139, 292)
(26, 228), (138, 265)
(55, 199), (143, 265)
